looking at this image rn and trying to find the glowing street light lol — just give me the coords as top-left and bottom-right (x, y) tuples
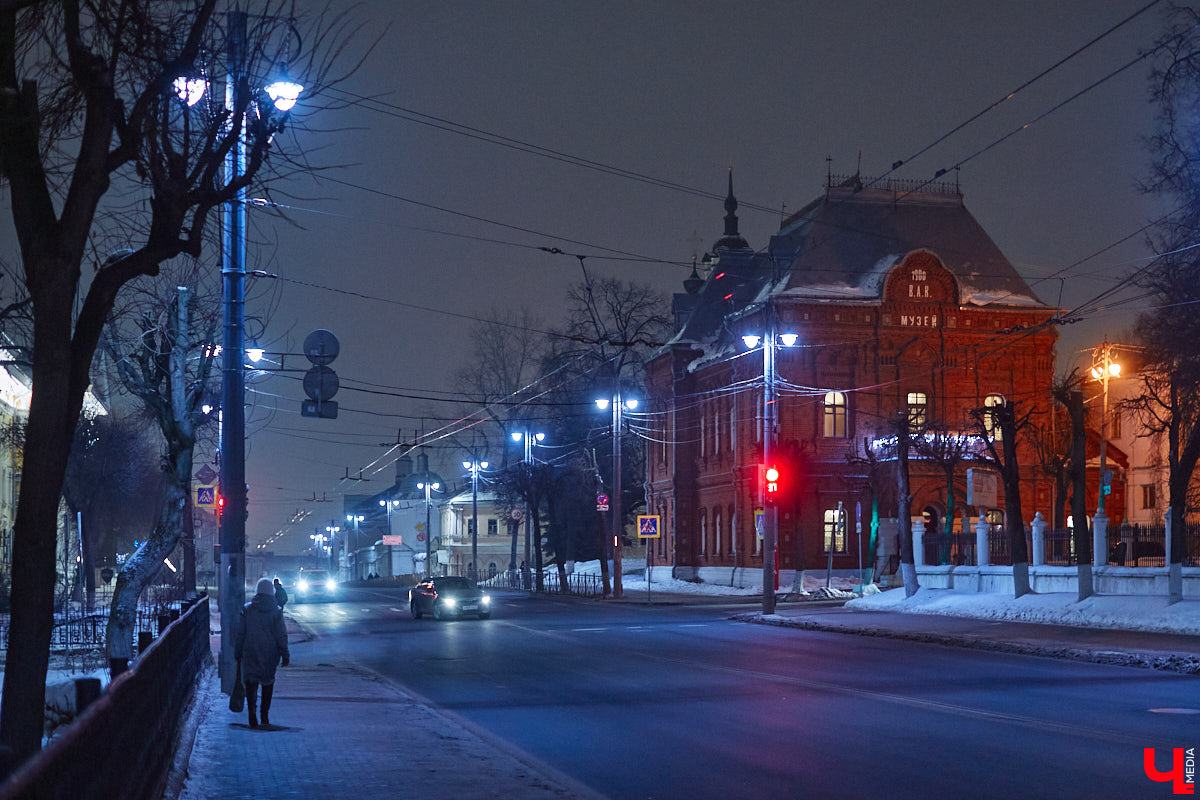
(462, 460), (489, 581)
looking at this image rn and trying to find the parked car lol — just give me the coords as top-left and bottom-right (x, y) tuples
(409, 576), (491, 620)
(295, 569), (336, 603)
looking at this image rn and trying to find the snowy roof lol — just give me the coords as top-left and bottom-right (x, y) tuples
(667, 179), (1051, 351)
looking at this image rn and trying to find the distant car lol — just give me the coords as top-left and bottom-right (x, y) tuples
(295, 569), (336, 603)
(409, 576), (491, 620)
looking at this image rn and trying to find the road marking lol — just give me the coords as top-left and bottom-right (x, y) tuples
(572, 628), (607, 632)
(680, 623), (708, 627)
(389, 607), (404, 613)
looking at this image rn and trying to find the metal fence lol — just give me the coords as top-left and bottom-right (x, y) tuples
(924, 522), (1200, 568)
(481, 568), (607, 598)
(0, 581), (194, 654)
(0, 594), (210, 800)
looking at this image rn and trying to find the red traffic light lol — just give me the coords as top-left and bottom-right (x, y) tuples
(216, 495), (226, 515)
(764, 465), (781, 502)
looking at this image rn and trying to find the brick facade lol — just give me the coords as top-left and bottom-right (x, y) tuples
(646, 177), (1060, 578)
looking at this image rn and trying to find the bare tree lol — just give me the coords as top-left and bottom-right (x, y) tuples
(62, 411), (160, 610)
(909, 425), (973, 565)
(1127, 3), (1200, 603)
(0, 0), (356, 761)
(101, 284), (215, 669)
(970, 400), (1033, 598)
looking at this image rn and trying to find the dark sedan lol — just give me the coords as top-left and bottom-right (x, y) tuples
(409, 576), (491, 620)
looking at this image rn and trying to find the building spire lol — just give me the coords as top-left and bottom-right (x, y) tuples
(724, 167), (739, 237)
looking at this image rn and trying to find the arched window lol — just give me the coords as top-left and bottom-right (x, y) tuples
(699, 509), (707, 556)
(984, 393), (1005, 440)
(823, 391), (848, 438)
(712, 508), (722, 556)
(907, 391), (928, 432)
(727, 504), (735, 557)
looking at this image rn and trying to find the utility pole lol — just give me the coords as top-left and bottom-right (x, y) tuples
(218, 9), (248, 696)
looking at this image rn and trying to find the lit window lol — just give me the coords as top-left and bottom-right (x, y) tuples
(487, 519), (498, 536)
(907, 392), (927, 431)
(984, 394), (1005, 440)
(823, 508), (847, 554)
(824, 391), (848, 438)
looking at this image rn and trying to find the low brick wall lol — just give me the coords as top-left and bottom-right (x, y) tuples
(0, 594), (210, 800)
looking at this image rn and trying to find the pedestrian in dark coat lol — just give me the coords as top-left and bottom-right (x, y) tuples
(235, 577), (290, 728)
(273, 577), (288, 610)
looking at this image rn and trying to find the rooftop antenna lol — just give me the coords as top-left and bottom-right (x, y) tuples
(825, 155), (833, 189)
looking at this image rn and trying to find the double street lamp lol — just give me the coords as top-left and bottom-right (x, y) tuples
(742, 320), (798, 615)
(200, 9), (306, 693)
(345, 514), (364, 579)
(462, 460), (489, 581)
(415, 481), (441, 577)
(510, 430), (546, 576)
(596, 395), (638, 599)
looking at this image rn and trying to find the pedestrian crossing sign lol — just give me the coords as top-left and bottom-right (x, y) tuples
(195, 485), (217, 508)
(637, 515), (660, 538)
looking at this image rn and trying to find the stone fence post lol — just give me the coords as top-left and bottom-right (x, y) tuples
(1092, 510), (1107, 568)
(975, 515), (990, 567)
(1030, 511), (1045, 567)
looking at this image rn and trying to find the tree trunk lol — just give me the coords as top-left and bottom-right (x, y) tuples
(0, 296), (87, 764)
(1068, 390), (1092, 600)
(897, 425), (918, 598)
(998, 404), (1030, 598)
(597, 510), (610, 595)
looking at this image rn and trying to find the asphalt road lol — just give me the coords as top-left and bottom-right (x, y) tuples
(288, 585), (1198, 800)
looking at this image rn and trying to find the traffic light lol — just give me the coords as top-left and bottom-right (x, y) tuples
(216, 495), (225, 517)
(764, 465), (781, 504)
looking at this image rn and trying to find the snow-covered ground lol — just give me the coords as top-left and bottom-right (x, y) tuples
(571, 560), (1200, 635)
(846, 586), (1200, 636)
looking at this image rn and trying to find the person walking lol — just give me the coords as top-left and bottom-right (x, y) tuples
(235, 577), (290, 728)
(273, 577), (288, 610)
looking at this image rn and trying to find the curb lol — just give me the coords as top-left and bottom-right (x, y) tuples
(733, 613), (1200, 675)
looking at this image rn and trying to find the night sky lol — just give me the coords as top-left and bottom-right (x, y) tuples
(0, 1), (1169, 553)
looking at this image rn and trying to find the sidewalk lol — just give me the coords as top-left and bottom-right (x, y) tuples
(739, 590), (1200, 674)
(168, 612), (599, 800)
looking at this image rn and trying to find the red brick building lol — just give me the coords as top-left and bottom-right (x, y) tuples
(644, 175), (1060, 582)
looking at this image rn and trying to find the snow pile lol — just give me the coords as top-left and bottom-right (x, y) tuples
(846, 587), (1200, 636)
(619, 574), (762, 596)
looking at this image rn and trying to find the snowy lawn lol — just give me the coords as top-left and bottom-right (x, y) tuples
(846, 586), (1200, 636)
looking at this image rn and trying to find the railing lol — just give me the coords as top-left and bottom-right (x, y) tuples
(1107, 523), (1167, 567)
(0, 594), (210, 800)
(1043, 528), (1078, 566)
(480, 568), (607, 598)
(0, 587), (193, 653)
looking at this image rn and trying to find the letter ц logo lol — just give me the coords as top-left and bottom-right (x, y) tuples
(1145, 748), (1195, 795)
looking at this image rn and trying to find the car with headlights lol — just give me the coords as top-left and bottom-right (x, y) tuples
(295, 569), (336, 603)
(409, 576), (491, 620)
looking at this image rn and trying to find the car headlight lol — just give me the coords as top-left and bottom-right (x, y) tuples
(297, 580), (310, 592)
(443, 597), (457, 608)
(325, 579), (337, 591)
(481, 595), (491, 606)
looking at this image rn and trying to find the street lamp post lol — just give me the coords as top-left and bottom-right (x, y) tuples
(1090, 341), (1121, 518)
(325, 523), (341, 576)
(510, 430), (545, 578)
(462, 460), (488, 581)
(596, 395), (638, 599)
(742, 322), (798, 615)
(345, 514), (364, 579)
(415, 481), (440, 577)
(214, 9), (306, 693)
